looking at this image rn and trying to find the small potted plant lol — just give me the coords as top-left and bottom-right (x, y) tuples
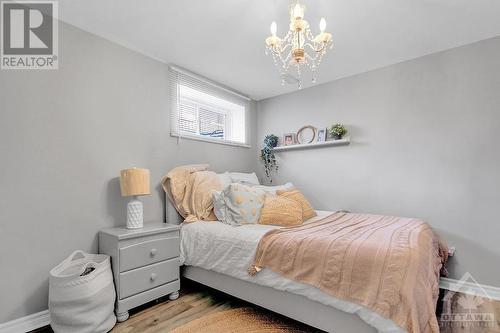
(260, 134), (279, 182)
(329, 123), (347, 140)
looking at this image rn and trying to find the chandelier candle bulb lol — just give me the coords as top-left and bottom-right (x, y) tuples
(270, 21), (277, 36)
(292, 3), (304, 20)
(320, 18), (326, 32)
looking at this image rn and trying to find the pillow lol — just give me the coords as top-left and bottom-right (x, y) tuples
(259, 196), (303, 226)
(212, 190), (226, 222)
(216, 173), (232, 188)
(227, 172), (260, 186)
(181, 170), (222, 222)
(276, 188), (317, 220)
(252, 182), (294, 195)
(217, 183), (266, 225)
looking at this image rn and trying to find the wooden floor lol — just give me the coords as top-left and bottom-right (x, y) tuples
(33, 279), (320, 333)
(110, 281), (252, 333)
(32, 280), (500, 333)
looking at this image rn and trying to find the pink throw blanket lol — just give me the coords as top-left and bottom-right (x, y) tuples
(250, 212), (448, 333)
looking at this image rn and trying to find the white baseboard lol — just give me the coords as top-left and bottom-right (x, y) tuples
(0, 310), (49, 333)
(440, 277), (500, 301)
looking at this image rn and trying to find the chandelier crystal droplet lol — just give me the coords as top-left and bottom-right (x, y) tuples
(265, 1), (333, 89)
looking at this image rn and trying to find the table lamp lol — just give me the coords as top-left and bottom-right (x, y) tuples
(119, 168), (151, 229)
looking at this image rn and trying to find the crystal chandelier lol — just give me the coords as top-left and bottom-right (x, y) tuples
(265, 1), (333, 89)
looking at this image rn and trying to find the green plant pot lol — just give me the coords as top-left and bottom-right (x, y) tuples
(333, 134), (342, 140)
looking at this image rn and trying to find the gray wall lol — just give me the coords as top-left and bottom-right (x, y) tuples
(0, 22), (257, 322)
(257, 37), (500, 287)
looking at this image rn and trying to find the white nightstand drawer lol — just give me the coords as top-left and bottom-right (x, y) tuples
(119, 236), (180, 272)
(119, 258), (179, 299)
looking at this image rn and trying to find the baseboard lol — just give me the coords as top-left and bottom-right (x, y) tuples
(0, 310), (50, 333)
(440, 277), (500, 301)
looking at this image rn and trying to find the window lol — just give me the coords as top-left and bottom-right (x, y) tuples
(169, 66), (250, 146)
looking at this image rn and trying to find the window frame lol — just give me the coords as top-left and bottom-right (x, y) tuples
(179, 94), (229, 141)
(169, 66), (251, 148)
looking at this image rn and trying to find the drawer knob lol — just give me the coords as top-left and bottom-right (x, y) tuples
(150, 248), (157, 257)
(150, 273), (157, 281)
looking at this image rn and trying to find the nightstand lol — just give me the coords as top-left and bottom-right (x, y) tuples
(99, 223), (180, 322)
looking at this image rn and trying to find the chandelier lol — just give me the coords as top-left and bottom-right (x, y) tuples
(265, 1), (333, 89)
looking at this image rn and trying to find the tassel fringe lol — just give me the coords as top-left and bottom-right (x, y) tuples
(247, 265), (262, 276)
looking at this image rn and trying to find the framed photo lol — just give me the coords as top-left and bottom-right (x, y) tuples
(283, 133), (296, 146)
(317, 128), (327, 142)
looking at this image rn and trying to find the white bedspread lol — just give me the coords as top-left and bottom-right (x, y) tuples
(180, 211), (406, 333)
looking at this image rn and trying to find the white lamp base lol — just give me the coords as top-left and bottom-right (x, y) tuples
(126, 197), (143, 229)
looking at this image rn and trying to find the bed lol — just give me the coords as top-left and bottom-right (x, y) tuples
(166, 200), (406, 333)
(162, 167), (445, 333)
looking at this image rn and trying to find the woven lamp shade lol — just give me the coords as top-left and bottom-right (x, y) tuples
(120, 168), (151, 197)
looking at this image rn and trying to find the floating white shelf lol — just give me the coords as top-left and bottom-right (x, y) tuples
(273, 136), (350, 152)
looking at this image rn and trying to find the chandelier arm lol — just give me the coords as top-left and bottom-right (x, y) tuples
(270, 45), (281, 54)
(304, 52), (315, 61)
(315, 44), (327, 53)
(283, 52), (292, 64)
(304, 43), (316, 52)
(270, 48), (281, 58)
(281, 31), (292, 45)
(305, 42), (326, 54)
(280, 43), (293, 53)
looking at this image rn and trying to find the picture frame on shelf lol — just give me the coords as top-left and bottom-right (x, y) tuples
(317, 128), (327, 142)
(283, 133), (296, 146)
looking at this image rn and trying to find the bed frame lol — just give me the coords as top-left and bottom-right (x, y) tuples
(166, 198), (377, 333)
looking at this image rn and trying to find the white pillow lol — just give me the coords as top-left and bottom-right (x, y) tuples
(252, 182), (294, 195)
(227, 172), (260, 186)
(212, 190), (226, 222)
(216, 173), (232, 188)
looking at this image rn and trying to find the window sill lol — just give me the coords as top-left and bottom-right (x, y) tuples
(170, 133), (251, 149)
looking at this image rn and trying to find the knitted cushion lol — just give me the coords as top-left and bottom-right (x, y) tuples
(258, 195), (303, 226)
(276, 188), (317, 220)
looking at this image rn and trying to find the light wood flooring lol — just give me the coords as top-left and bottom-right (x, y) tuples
(32, 280), (500, 333)
(32, 279), (320, 333)
(110, 281), (251, 332)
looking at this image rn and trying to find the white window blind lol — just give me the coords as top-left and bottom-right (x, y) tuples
(169, 66), (250, 146)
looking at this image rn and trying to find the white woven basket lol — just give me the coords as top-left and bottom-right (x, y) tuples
(49, 250), (116, 333)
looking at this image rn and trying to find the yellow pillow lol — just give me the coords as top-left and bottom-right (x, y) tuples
(258, 195), (303, 226)
(276, 188), (317, 220)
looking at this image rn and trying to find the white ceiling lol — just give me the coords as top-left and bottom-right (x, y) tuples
(58, 0), (500, 100)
